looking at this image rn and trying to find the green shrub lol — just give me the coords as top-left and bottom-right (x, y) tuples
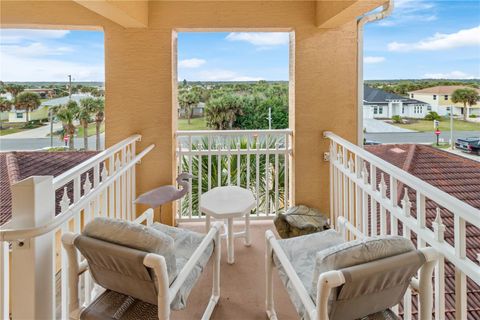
(391, 115), (403, 123)
(424, 111), (441, 121)
(469, 114), (477, 118)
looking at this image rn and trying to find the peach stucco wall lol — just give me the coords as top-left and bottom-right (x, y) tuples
(2, 1), (359, 224)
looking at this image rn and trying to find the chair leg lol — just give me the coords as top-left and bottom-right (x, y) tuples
(202, 227), (221, 320)
(244, 212), (251, 247)
(265, 237), (277, 319)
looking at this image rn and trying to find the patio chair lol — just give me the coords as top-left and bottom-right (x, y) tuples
(265, 216), (438, 320)
(62, 211), (222, 320)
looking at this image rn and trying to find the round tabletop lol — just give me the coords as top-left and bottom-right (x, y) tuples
(200, 186), (256, 219)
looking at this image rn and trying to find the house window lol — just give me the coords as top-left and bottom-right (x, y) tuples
(378, 107), (383, 114)
(373, 107), (378, 114)
(402, 106), (405, 113)
(16, 113), (23, 119)
(427, 105), (432, 111)
(446, 107), (451, 111)
(433, 95), (437, 100)
(410, 94), (414, 98)
(444, 95), (448, 100)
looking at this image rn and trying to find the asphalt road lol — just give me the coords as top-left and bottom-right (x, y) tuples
(365, 131), (480, 144)
(0, 135), (104, 151)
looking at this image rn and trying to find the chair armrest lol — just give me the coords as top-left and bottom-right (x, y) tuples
(168, 222), (223, 303)
(265, 230), (318, 320)
(134, 208), (154, 226)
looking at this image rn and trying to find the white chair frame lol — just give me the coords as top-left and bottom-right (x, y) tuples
(62, 209), (222, 320)
(265, 216), (438, 320)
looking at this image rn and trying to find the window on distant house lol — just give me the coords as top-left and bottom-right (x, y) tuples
(427, 105), (432, 111)
(433, 95), (437, 100)
(444, 95), (448, 100)
(411, 94), (414, 98)
(374, 107), (378, 114)
(446, 107), (451, 111)
(379, 107), (383, 114)
(402, 106), (405, 113)
(16, 113), (23, 118)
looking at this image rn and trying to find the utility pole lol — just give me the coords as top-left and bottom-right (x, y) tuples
(268, 107), (272, 130)
(68, 75), (72, 100)
(450, 107), (454, 150)
(49, 109), (53, 147)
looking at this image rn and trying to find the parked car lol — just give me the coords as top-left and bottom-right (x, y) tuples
(364, 140), (382, 146)
(455, 137), (480, 155)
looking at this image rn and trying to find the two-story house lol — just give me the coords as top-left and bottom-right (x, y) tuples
(408, 85), (480, 118)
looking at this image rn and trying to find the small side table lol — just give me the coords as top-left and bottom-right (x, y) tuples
(200, 186), (256, 264)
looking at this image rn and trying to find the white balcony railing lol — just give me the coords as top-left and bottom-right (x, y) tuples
(325, 131), (480, 320)
(0, 135), (154, 319)
(175, 129), (292, 221)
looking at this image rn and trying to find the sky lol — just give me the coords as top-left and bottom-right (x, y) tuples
(0, 0), (479, 82)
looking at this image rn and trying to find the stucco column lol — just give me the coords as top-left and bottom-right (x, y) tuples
(104, 26), (177, 225)
(292, 21), (358, 216)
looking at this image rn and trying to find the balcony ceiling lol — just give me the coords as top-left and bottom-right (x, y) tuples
(71, 0), (387, 29)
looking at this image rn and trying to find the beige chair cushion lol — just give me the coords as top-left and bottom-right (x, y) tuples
(83, 218), (177, 283)
(310, 235), (415, 318)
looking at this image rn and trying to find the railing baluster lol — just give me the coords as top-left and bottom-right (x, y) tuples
(433, 208), (446, 320)
(329, 143), (335, 225)
(208, 135), (212, 191)
(227, 141), (232, 186)
(256, 138), (260, 216)
(265, 133), (270, 216)
(354, 154), (362, 232)
(217, 142), (222, 188)
(177, 138), (183, 219)
(130, 142), (136, 219)
(454, 215), (467, 319)
(198, 142), (203, 219)
(361, 163), (369, 235)
(275, 142), (280, 214)
(188, 136), (193, 219)
(284, 131), (289, 210)
(370, 164), (377, 236)
(115, 155), (121, 220)
(0, 241), (9, 320)
(378, 173), (387, 235)
(247, 134), (251, 190)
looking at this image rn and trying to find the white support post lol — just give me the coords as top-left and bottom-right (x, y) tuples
(10, 176), (55, 320)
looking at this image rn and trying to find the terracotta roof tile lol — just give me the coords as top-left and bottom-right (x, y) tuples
(366, 144), (480, 320)
(0, 151), (98, 226)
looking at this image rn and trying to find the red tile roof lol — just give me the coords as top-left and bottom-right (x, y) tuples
(366, 144), (480, 320)
(0, 151), (97, 226)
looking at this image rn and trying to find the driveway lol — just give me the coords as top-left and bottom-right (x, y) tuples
(0, 121), (63, 139)
(0, 134), (105, 151)
(364, 119), (415, 133)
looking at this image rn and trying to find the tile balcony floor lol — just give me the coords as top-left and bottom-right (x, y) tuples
(174, 220), (297, 320)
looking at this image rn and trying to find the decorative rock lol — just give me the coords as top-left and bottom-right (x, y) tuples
(274, 205), (330, 239)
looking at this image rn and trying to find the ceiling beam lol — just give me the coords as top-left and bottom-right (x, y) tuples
(316, 0), (387, 29)
(72, 0), (148, 28)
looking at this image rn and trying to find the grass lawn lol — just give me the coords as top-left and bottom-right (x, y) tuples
(178, 117), (208, 130)
(394, 119), (480, 132)
(77, 123), (105, 137)
(0, 127), (24, 136)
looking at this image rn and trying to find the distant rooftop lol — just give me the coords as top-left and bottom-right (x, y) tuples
(363, 85), (425, 105)
(41, 93), (93, 107)
(409, 85), (480, 95)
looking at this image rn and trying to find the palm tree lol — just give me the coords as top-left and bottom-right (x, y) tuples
(78, 98), (96, 150)
(14, 92), (41, 123)
(56, 101), (79, 150)
(178, 90), (200, 124)
(451, 88), (479, 120)
(4, 84), (25, 99)
(90, 98), (105, 151)
(205, 95), (243, 130)
(0, 97), (12, 130)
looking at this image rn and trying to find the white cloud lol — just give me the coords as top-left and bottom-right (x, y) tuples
(364, 56), (385, 64)
(226, 32), (289, 47)
(388, 26), (480, 52)
(192, 69), (263, 81)
(0, 52), (104, 81)
(1, 42), (73, 57)
(0, 29), (70, 44)
(178, 58), (206, 68)
(423, 71), (478, 80)
(378, 0), (437, 26)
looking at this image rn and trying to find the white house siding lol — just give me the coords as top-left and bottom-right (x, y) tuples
(364, 102), (428, 119)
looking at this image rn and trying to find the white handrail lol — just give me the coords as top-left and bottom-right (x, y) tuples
(0, 144), (154, 241)
(53, 134), (141, 188)
(176, 129), (292, 136)
(324, 131), (480, 222)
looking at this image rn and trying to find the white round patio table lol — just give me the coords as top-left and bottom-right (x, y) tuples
(200, 186), (256, 264)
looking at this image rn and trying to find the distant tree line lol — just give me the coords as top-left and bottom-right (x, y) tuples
(365, 80), (479, 96)
(178, 80), (289, 130)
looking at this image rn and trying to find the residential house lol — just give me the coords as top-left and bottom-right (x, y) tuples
(1, 1), (478, 320)
(7, 93), (91, 123)
(363, 85), (429, 119)
(408, 85), (480, 118)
